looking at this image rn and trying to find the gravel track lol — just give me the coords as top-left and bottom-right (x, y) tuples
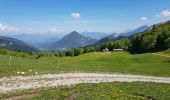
(152, 53), (170, 57)
(0, 73), (170, 93)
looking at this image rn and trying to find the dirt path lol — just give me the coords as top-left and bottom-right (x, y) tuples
(0, 73), (170, 93)
(152, 53), (170, 58)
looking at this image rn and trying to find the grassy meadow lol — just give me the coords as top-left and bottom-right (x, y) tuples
(1, 82), (170, 100)
(0, 51), (170, 99)
(0, 52), (170, 77)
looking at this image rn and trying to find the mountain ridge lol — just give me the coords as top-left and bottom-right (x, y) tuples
(120, 25), (149, 37)
(81, 32), (111, 40)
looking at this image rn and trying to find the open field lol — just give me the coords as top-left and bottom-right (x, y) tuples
(0, 52), (170, 77)
(1, 52), (170, 99)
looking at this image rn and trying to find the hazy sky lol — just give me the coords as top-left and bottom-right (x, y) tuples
(0, 0), (170, 34)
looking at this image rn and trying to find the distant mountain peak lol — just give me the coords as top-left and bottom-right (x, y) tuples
(107, 33), (119, 39)
(68, 31), (81, 36)
(49, 31), (97, 51)
(120, 25), (149, 37)
(69, 31), (80, 35)
(137, 25), (149, 30)
(71, 31), (78, 33)
(111, 33), (117, 37)
(96, 33), (119, 44)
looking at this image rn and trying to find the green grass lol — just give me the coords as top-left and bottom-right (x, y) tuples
(0, 52), (170, 99)
(0, 52), (170, 77)
(1, 82), (170, 100)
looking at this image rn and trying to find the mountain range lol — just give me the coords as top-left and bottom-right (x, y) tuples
(96, 25), (150, 44)
(0, 24), (151, 52)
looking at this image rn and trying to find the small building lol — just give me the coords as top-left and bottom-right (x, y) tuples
(113, 49), (124, 52)
(103, 48), (109, 52)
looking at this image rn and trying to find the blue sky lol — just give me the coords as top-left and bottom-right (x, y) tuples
(0, 0), (170, 34)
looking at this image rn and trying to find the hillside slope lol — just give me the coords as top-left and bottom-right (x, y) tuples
(0, 36), (39, 53)
(131, 21), (170, 52)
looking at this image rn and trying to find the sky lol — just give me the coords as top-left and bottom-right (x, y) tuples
(0, 0), (170, 34)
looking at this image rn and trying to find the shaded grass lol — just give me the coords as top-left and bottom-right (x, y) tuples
(0, 52), (170, 77)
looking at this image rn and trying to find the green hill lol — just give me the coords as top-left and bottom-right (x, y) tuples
(131, 21), (170, 52)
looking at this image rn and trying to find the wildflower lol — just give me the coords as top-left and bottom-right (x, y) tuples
(21, 72), (25, 75)
(35, 72), (38, 75)
(16, 72), (20, 74)
(33, 72), (38, 75)
(163, 90), (166, 93)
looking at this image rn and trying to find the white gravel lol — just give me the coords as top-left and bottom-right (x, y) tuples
(0, 73), (170, 93)
(152, 53), (170, 57)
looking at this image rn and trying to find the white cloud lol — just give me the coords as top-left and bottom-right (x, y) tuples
(50, 27), (57, 32)
(71, 13), (81, 19)
(160, 9), (170, 17)
(0, 23), (18, 32)
(141, 17), (148, 21)
(49, 27), (62, 33)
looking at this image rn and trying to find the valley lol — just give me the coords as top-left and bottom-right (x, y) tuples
(0, 21), (170, 99)
(0, 0), (170, 99)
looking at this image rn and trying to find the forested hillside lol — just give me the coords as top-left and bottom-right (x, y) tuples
(132, 21), (170, 52)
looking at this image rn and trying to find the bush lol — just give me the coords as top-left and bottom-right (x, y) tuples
(74, 48), (84, 56)
(54, 52), (60, 56)
(84, 47), (95, 53)
(59, 52), (66, 57)
(0, 49), (8, 55)
(66, 49), (74, 56)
